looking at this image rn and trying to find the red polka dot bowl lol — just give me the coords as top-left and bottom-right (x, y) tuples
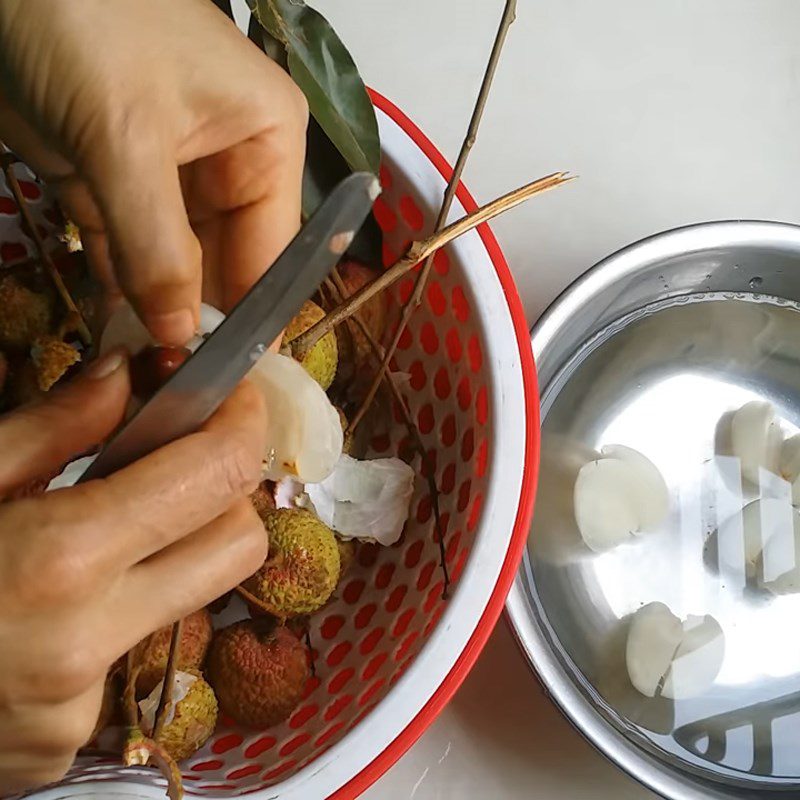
(5, 91), (540, 799)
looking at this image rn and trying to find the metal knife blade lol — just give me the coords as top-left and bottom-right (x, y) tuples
(78, 172), (379, 483)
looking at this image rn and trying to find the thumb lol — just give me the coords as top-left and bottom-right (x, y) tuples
(85, 142), (201, 346)
(0, 349), (130, 495)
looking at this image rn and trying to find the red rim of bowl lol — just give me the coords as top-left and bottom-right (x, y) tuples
(326, 90), (542, 800)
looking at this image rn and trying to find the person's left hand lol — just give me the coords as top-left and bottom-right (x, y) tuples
(0, 0), (308, 345)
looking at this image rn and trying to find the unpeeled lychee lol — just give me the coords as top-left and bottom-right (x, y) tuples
(30, 335), (80, 391)
(207, 620), (309, 728)
(0, 275), (53, 351)
(133, 609), (213, 696)
(336, 538), (356, 582)
(334, 261), (387, 392)
(243, 508), (340, 619)
(250, 482), (276, 519)
(140, 670), (218, 762)
(283, 300), (338, 390)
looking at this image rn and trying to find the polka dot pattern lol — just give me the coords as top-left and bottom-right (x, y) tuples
(38, 137), (496, 796)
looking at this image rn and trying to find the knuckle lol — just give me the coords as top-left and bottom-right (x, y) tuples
(212, 433), (262, 497)
(228, 502), (269, 578)
(29, 543), (90, 606)
(52, 646), (99, 701)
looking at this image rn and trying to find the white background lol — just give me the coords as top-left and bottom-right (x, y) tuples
(236, 1), (800, 797)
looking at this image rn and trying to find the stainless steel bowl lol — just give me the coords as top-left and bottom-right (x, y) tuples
(506, 221), (800, 799)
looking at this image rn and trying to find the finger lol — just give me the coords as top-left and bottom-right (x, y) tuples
(61, 379), (267, 569)
(118, 499), (268, 642)
(84, 138), (202, 346)
(185, 106), (306, 311)
(0, 682), (103, 759)
(0, 682), (99, 795)
(54, 178), (118, 294)
(0, 94), (73, 181)
(0, 350), (129, 495)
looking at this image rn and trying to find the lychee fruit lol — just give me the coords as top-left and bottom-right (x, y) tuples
(334, 261), (387, 392)
(207, 620), (309, 728)
(30, 335), (80, 391)
(335, 406), (355, 456)
(0, 275), (53, 351)
(283, 300), (338, 390)
(243, 508), (340, 619)
(336, 538), (356, 582)
(133, 609), (213, 696)
(139, 670), (218, 762)
(250, 481), (276, 520)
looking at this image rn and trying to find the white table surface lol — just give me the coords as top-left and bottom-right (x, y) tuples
(300, 1), (800, 798)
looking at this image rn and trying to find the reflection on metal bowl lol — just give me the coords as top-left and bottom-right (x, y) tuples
(508, 221), (800, 799)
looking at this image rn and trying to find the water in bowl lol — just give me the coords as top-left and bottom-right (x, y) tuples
(532, 290), (800, 789)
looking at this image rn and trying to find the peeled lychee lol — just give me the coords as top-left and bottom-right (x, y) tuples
(243, 508), (340, 619)
(207, 620), (309, 728)
(0, 275), (53, 351)
(140, 670), (218, 762)
(283, 300), (338, 390)
(133, 609), (213, 696)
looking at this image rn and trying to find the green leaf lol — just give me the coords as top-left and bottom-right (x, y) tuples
(303, 117), (383, 265)
(247, 11), (288, 69)
(248, 0), (381, 176)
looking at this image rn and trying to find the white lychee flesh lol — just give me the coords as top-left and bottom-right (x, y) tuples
(730, 400), (782, 486)
(248, 351), (343, 484)
(573, 445), (669, 552)
(626, 602), (725, 699)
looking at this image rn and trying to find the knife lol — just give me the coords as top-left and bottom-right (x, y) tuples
(78, 172), (379, 483)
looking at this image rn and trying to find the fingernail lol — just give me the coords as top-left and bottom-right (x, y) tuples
(86, 348), (126, 380)
(145, 309), (196, 347)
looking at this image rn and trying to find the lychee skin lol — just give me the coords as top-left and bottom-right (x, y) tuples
(207, 620), (309, 729)
(283, 300), (338, 390)
(134, 609), (213, 696)
(30, 335), (80, 391)
(250, 482), (276, 520)
(0, 276), (52, 351)
(244, 508), (340, 619)
(334, 261), (387, 393)
(156, 672), (218, 762)
(336, 538), (356, 582)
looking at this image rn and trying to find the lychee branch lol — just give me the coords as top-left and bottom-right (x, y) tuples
(289, 172), (574, 361)
(0, 159), (92, 346)
(153, 619), (184, 741)
(349, 0), (517, 441)
(324, 270), (450, 597)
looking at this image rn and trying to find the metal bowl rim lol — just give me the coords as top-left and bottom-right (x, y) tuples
(508, 219), (800, 799)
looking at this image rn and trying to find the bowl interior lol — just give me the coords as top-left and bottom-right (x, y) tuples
(522, 223), (800, 795)
(0, 93), (532, 799)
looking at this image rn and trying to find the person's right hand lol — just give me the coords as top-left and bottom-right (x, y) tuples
(0, 349), (269, 795)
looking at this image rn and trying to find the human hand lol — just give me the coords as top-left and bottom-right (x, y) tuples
(0, 350), (268, 794)
(0, 0), (308, 345)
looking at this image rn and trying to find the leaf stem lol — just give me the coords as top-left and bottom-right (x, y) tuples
(326, 270), (450, 597)
(290, 171), (572, 362)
